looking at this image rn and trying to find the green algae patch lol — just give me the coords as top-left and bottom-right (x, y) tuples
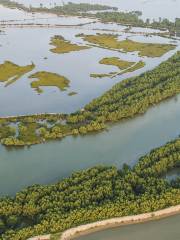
(0, 61), (35, 87)
(78, 33), (176, 57)
(29, 71), (70, 93)
(100, 57), (135, 70)
(50, 35), (89, 54)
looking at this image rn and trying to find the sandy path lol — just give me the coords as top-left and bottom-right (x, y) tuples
(27, 204), (180, 240)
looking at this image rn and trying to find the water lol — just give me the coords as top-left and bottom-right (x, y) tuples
(0, 26), (178, 116)
(75, 214), (180, 240)
(166, 168), (180, 181)
(1, 94), (180, 196)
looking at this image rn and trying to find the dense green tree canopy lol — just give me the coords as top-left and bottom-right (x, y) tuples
(0, 138), (180, 239)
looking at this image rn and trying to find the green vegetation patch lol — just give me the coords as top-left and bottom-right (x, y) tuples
(84, 51), (180, 123)
(68, 91), (77, 96)
(50, 35), (89, 54)
(0, 137), (180, 239)
(50, 233), (62, 240)
(100, 57), (135, 70)
(47, 2), (117, 14)
(0, 124), (16, 139)
(119, 60), (146, 75)
(90, 73), (115, 78)
(0, 61), (35, 87)
(94, 12), (180, 35)
(91, 57), (145, 78)
(78, 33), (176, 57)
(0, 0), (117, 14)
(29, 71), (70, 93)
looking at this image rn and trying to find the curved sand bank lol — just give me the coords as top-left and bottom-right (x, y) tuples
(27, 204), (180, 240)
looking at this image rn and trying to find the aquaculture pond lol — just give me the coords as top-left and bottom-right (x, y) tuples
(1, 93), (180, 196)
(75, 214), (180, 240)
(0, 25), (179, 116)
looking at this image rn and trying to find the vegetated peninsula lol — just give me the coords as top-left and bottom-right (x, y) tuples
(0, 61), (35, 87)
(77, 33), (176, 57)
(0, 137), (180, 239)
(0, 51), (179, 147)
(29, 71), (70, 93)
(50, 35), (89, 54)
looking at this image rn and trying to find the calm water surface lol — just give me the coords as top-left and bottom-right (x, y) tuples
(0, 26), (178, 116)
(1, 94), (180, 196)
(75, 214), (180, 240)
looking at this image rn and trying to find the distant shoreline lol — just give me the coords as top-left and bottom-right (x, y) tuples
(28, 205), (180, 240)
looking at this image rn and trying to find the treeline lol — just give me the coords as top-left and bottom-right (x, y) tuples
(0, 0), (27, 11)
(0, 138), (180, 239)
(67, 51), (180, 130)
(95, 11), (144, 26)
(34, 2), (117, 15)
(0, 51), (179, 146)
(93, 11), (180, 35)
(1, 0), (179, 34)
(0, 0), (117, 15)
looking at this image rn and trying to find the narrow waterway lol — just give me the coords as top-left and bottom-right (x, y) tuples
(1, 93), (180, 196)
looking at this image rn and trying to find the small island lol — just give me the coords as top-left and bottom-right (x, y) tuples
(50, 35), (89, 54)
(29, 71), (70, 93)
(90, 57), (145, 78)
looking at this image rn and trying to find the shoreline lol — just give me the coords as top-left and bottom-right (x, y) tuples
(28, 205), (180, 240)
